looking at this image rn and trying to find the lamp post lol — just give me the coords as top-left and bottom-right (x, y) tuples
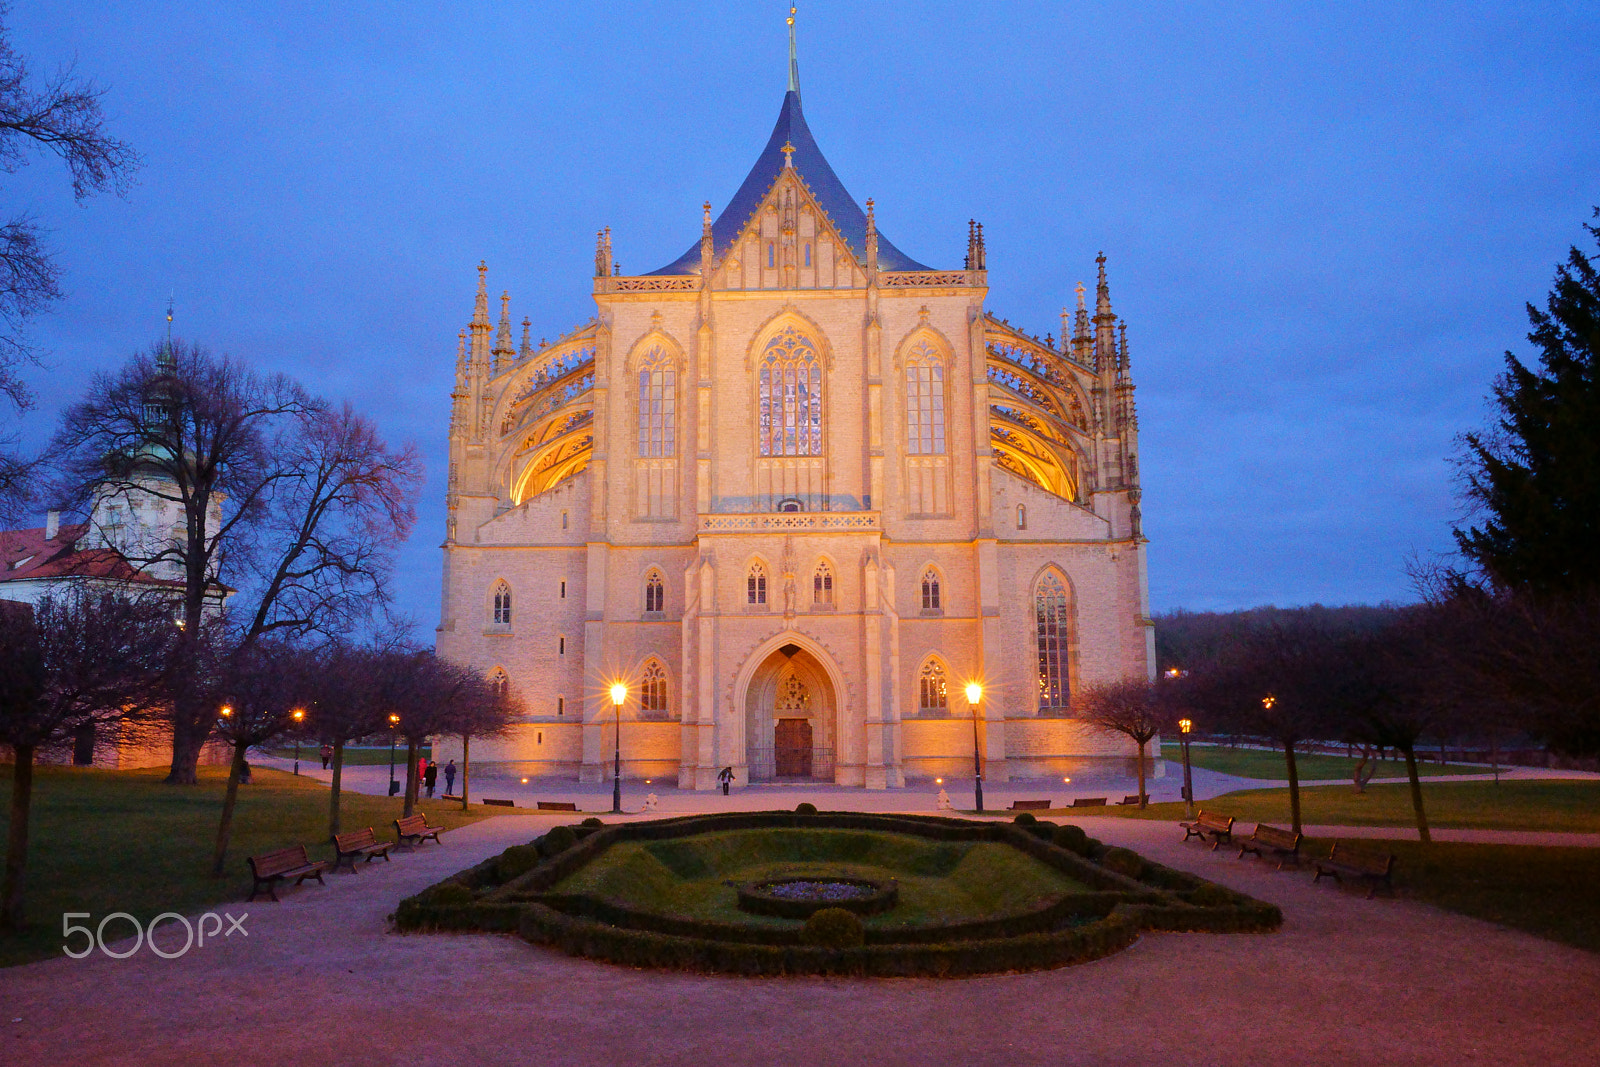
(1179, 718), (1195, 819)
(965, 682), (984, 814)
(291, 708), (305, 775)
(610, 683), (628, 814)
(388, 713), (400, 796)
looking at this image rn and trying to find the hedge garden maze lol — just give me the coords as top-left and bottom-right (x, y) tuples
(395, 810), (1281, 977)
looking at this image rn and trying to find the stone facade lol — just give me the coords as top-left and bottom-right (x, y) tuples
(435, 81), (1154, 790)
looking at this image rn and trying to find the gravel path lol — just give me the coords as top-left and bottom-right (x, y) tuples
(3, 811), (1597, 1066)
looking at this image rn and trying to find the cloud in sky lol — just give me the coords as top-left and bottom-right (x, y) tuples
(6, 1), (1599, 629)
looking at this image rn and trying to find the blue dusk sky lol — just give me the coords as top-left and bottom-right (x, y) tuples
(6, 1), (1598, 630)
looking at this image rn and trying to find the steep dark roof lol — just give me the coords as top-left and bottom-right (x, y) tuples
(649, 90), (932, 275)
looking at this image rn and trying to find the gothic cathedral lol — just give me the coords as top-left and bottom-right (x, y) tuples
(434, 34), (1153, 789)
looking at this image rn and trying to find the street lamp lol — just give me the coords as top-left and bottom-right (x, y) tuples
(965, 681), (984, 814)
(388, 713), (401, 796)
(291, 708), (305, 776)
(610, 683), (628, 814)
(1179, 718), (1194, 819)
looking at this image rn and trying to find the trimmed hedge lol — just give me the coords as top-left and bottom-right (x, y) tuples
(393, 811), (1281, 977)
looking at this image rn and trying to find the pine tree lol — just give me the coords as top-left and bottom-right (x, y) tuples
(1456, 213), (1600, 593)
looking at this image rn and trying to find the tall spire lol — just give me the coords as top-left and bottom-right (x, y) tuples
(787, 6), (800, 100)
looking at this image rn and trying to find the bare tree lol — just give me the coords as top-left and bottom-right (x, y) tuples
(0, 590), (172, 930)
(51, 345), (421, 784)
(0, 7), (140, 515)
(379, 650), (518, 818)
(1074, 678), (1167, 808)
(210, 639), (314, 877)
(301, 642), (387, 839)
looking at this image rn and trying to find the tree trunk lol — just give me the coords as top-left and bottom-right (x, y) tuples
(165, 710), (210, 785)
(1284, 740), (1303, 835)
(211, 741), (248, 878)
(327, 738), (345, 840)
(1, 743), (36, 932)
(402, 737), (418, 818)
(1403, 745), (1431, 844)
(1490, 734), (1500, 786)
(1136, 739), (1148, 808)
(461, 735), (470, 810)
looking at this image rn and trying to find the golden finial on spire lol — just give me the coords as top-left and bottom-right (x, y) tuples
(780, 140), (796, 168)
(787, 5), (801, 99)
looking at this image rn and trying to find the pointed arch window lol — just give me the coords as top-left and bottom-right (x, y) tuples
(813, 562), (834, 606)
(637, 346), (676, 458)
(645, 569), (665, 614)
(757, 326), (823, 457)
(747, 562), (768, 606)
(492, 581), (512, 626)
(904, 343), (947, 455)
(640, 661), (668, 718)
(1036, 572), (1072, 713)
(919, 659), (949, 715)
(921, 569), (942, 614)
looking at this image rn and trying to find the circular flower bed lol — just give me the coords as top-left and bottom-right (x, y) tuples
(737, 876), (899, 918)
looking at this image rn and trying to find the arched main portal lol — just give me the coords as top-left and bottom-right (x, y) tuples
(742, 641), (838, 782)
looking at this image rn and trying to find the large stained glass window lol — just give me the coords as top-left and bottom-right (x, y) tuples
(1036, 572), (1071, 713)
(640, 661), (668, 717)
(637, 347), (676, 458)
(904, 344), (946, 455)
(919, 659), (948, 714)
(758, 326), (823, 457)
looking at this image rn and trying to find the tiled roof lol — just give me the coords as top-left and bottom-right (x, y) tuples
(0, 522), (175, 586)
(650, 90), (932, 275)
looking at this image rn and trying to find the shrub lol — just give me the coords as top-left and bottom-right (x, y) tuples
(1101, 847), (1144, 880)
(426, 883), (474, 906)
(795, 802), (819, 815)
(1028, 820), (1058, 841)
(801, 907), (865, 948)
(1189, 883), (1234, 907)
(1013, 811), (1038, 826)
(539, 825), (578, 857)
(581, 817), (605, 827)
(1052, 824), (1090, 855)
(496, 844), (543, 883)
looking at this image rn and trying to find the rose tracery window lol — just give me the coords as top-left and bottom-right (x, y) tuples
(757, 326), (823, 457)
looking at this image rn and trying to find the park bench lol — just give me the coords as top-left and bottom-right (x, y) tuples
(1237, 823), (1302, 869)
(1313, 842), (1396, 899)
(1180, 810), (1235, 850)
(1009, 799), (1052, 811)
(246, 845), (327, 902)
(1117, 794), (1150, 806)
(1071, 797), (1108, 808)
(536, 800), (577, 811)
(482, 798), (515, 807)
(394, 812), (443, 849)
(332, 827), (392, 873)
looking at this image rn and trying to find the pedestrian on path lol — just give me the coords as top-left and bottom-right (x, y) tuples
(320, 743), (333, 770)
(718, 766), (734, 795)
(425, 760), (438, 798)
(444, 759), (457, 795)
(417, 755), (428, 793)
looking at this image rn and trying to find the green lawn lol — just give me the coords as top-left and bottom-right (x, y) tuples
(1313, 838), (1600, 954)
(0, 764), (499, 967)
(554, 828), (1088, 930)
(262, 745), (429, 766)
(1089, 780), (1600, 834)
(1162, 743), (1479, 781)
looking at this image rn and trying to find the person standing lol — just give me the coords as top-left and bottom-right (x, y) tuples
(417, 755), (428, 795)
(319, 743), (333, 770)
(717, 765), (734, 796)
(424, 760), (438, 798)
(444, 759), (457, 795)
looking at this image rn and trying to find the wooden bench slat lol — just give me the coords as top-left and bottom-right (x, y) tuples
(246, 844), (327, 902)
(1008, 799), (1052, 811)
(395, 813), (443, 849)
(535, 800), (576, 811)
(332, 826), (393, 872)
(1313, 842), (1396, 898)
(1238, 823), (1302, 869)
(1071, 797), (1108, 807)
(1179, 810), (1235, 850)
(1117, 794), (1150, 806)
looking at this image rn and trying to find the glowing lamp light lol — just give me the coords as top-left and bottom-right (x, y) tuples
(219, 705), (232, 718)
(610, 683), (628, 706)
(1262, 695), (1276, 711)
(935, 777), (943, 785)
(964, 682), (982, 705)
(1179, 718), (1192, 734)
(292, 709), (305, 723)
(389, 714), (400, 725)
(521, 777), (529, 784)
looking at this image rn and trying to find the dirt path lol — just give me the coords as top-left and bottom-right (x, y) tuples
(3, 812), (1596, 1065)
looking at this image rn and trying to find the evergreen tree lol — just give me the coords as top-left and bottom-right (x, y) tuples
(1456, 213), (1600, 593)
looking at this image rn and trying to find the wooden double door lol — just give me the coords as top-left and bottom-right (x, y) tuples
(774, 718), (813, 778)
